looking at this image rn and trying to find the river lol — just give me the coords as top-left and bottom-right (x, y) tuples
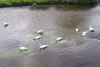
(0, 5), (100, 67)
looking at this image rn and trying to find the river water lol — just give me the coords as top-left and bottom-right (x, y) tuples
(0, 5), (100, 67)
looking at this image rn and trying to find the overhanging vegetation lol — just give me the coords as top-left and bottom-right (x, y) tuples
(0, 0), (100, 7)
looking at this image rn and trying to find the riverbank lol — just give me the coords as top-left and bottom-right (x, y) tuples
(0, 0), (33, 7)
(0, 0), (99, 7)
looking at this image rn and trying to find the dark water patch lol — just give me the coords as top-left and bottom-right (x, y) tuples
(30, 5), (93, 11)
(30, 5), (50, 10)
(55, 5), (94, 11)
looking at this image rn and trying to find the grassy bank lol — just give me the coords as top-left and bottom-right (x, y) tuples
(0, 0), (33, 7)
(34, 0), (100, 4)
(0, 0), (100, 7)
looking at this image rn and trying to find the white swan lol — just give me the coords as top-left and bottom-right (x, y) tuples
(89, 25), (94, 32)
(81, 31), (88, 37)
(33, 36), (42, 40)
(75, 28), (79, 32)
(37, 30), (44, 34)
(19, 45), (28, 51)
(40, 45), (48, 50)
(4, 22), (9, 27)
(56, 37), (63, 43)
(56, 37), (63, 41)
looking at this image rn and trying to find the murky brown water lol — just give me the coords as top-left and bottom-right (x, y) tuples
(0, 5), (100, 67)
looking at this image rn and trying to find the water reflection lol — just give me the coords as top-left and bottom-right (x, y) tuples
(31, 5), (93, 11)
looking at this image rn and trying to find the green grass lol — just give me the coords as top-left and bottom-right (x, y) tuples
(0, 0), (33, 7)
(0, 48), (28, 58)
(0, 0), (100, 7)
(33, 0), (100, 4)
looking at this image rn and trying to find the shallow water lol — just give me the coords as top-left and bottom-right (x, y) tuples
(0, 5), (100, 67)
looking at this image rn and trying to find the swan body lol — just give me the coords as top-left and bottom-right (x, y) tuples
(4, 23), (9, 27)
(56, 37), (63, 41)
(89, 25), (94, 32)
(37, 30), (44, 34)
(33, 36), (42, 40)
(19, 45), (28, 51)
(81, 31), (88, 37)
(40, 45), (48, 49)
